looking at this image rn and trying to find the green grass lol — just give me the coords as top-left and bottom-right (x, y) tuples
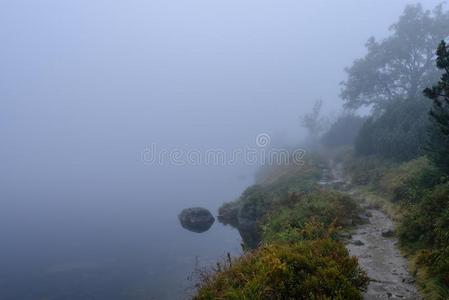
(261, 190), (361, 244)
(194, 239), (368, 300)
(218, 155), (324, 236)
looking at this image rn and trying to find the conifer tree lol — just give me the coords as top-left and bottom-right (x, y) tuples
(424, 41), (449, 174)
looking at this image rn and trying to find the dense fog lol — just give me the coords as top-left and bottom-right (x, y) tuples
(0, 1), (444, 299)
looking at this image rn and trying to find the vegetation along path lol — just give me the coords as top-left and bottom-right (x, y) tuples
(324, 163), (420, 299)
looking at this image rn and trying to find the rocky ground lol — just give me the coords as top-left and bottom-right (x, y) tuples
(347, 209), (420, 299)
(321, 162), (420, 299)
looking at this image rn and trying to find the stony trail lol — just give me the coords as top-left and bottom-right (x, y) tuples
(347, 208), (419, 299)
(321, 162), (420, 299)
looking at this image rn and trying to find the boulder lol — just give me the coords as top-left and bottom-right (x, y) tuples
(178, 207), (215, 233)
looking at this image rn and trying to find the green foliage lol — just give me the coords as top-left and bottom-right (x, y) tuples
(380, 157), (442, 203)
(427, 124), (449, 176)
(219, 156), (323, 229)
(262, 190), (360, 244)
(343, 155), (396, 186)
(426, 247), (449, 298)
(397, 183), (449, 298)
(321, 113), (365, 148)
(347, 5), (449, 162)
(354, 97), (430, 161)
(194, 239), (368, 300)
(342, 4), (449, 111)
(398, 182), (449, 250)
(205, 156), (369, 300)
(238, 187), (272, 222)
(343, 152), (449, 298)
(424, 40), (449, 175)
(261, 219), (330, 245)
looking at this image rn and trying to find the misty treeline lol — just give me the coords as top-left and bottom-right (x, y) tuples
(312, 3), (449, 298)
(307, 3), (449, 169)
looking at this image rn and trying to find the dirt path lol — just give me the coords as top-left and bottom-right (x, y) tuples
(321, 162), (420, 299)
(347, 208), (419, 299)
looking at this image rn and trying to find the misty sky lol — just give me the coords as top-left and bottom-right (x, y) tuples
(1, 2), (447, 299)
(0, 0), (443, 194)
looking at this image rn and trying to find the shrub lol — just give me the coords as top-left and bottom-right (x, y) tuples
(194, 239), (369, 300)
(238, 187), (273, 222)
(218, 157), (323, 245)
(343, 155), (396, 186)
(380, 157), (442, 203)
(262, 190), (360, 243)
(398, 183), (449, 298)
(399, 183), (449, 250)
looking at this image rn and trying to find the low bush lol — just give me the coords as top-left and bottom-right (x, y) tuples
(194, 239), (369, 300)
(262, 190), (360, 244)
(397, 183), (449, 298)
(218, 156), (323, 241)
(343, 155), (396, 186)
(379, 157), (442, 203)
(398, 183), (449, 250)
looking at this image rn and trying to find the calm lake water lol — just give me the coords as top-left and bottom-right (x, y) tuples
(0, 166), (251, 300)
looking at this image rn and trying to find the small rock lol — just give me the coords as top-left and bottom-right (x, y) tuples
(382, 229), (395, 238)
(357, 216), (370, 224)
(403, 277), (416, 284)
(352, 240), (364, 246)
(387, 292), (392, 298)
(338, 232), (352, 239)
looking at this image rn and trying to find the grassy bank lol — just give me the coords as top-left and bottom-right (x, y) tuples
(194, 156), (369, 299)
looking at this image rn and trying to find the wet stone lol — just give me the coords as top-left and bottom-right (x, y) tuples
(178, 207), (215, 233)
(352, 240), (365, 246)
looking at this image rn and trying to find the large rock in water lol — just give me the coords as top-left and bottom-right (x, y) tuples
(178, 207), (215, 233)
